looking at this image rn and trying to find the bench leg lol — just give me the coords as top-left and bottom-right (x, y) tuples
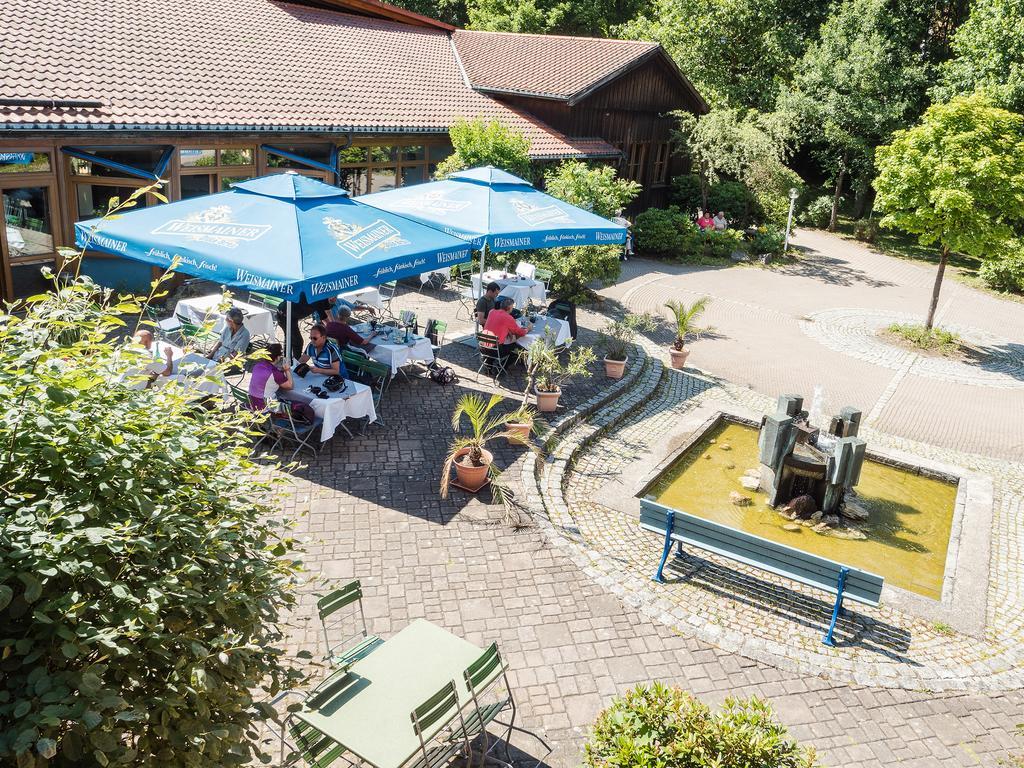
(822, 566), (849, 647)
(653, 511), (676, 583)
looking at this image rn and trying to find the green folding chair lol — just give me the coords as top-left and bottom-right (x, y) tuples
(228, 384), (275, 451)
(175, 312), (220, 355)
(426, 319), (447, 360)
(250, 291), (284, 311)
(534, 268), (553, 289)
(316, 580), (383, 670)
(410, 681), (472, 768)
(143, 304), (181, 339)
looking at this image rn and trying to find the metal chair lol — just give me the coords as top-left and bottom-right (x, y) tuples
(249, 291), (284, 311)
(280, 667), (361, 768)
(399, 309), (418, 329)
(534, 268), (553, 290)
(228, 384), (276, 451)
(514, 261), (536, 280)
(175, 313), (220, 356)
(268, 399), (324, 460)
(454, 268), (480, 321)
(342, 352), (390, 426)
(410, 681), (472, 768)
(475, 332), (509, 385)
(378, 281), (398, 320)
(143, 305), (181, 340)
(425, 319), (447, 360)
(316, 580), (384, 670)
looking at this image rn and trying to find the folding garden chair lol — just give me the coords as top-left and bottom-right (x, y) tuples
(425, 319), (447, 360)
(399, 309), (418, 330)
(175, 313), (220, 356)
(228, 384), (275, 451)
(475, 332), (509, 385)
(533, 268), (553, 289)
(378, 281), (398, 320)
(316, 580), (384, 669)
(268, 400), (324, 460)
(454, 266), (479, 321)
(143, 304), (181, 340)
(278, 667), (360, 768)
(249, 291), (284, 311)
(410, 681), (472, 768)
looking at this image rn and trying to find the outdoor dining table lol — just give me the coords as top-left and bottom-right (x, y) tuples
(517, 314), (571, 350)
(154, 353), (225, 396)
(173, 294), (277, 337)
(339, 286), (383, 311)
(352, 322), (434, 375)
(282, 371), (377, 441)
(473, 270), (547, 309)
(292, 618), (484, 768)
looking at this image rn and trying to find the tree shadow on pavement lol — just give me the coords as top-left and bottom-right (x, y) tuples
(779, 246), (896, 289)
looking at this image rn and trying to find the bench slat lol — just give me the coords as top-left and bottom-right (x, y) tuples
(640, 499), (883, 606)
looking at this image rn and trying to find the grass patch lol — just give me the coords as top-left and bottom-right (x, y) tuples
(885, 323), (962, 356)
(931, 621), (956, 636)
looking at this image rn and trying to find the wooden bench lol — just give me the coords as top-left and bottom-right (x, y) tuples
(640, 498), (884, 647)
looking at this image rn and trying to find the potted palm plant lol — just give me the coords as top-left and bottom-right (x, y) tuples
(664, 296), (711, 369)
(599, 314), (656, 379)
(504, 403), (540, 444)
(525, 336), (596, 412)
(441, 393), (527, 496)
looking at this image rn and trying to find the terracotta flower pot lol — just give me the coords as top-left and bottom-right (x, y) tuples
(505, 421), (533, 444)
(604, 356), (627, 379)
(670, 347), (690, 370)
(452, 446), (493, 491)
(534, 386), (561, 413)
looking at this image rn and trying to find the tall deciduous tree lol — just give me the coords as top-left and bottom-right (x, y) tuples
(781, 0), (930, 230)
(874, 94), (1024, 328)
(434, 118), (532, 180)
(467, 0), (639, 34)
(935, 0), (1024, 112)
(615, 0), (830, 111)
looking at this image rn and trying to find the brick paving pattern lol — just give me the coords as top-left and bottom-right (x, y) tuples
(271, 234), (1024, 768)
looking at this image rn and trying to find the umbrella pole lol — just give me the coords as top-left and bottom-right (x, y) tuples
(476, 243), (487, 331)
(285, 301), (293, 363)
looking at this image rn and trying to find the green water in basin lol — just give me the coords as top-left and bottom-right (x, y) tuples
(648, 421), (957, 600)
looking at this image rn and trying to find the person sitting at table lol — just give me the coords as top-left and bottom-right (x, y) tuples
(484, 297), (532, 361)
(475, 282), (501, 325)
(298, 324), (349, 377)
(133, 329), (178, 378)
(327, 295), (375, 321)
(210, 308), (251, 362)
(325, 306), (379, 352)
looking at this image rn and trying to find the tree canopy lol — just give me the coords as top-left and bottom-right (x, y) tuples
(433, 118), (532, 180)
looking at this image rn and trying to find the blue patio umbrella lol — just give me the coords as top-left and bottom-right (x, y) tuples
(76, 173), (473, 356)
(359, 167), (628, 300)
(75, 173), (473, 303)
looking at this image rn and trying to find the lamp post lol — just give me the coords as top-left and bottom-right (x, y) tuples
(783, 187), (798, 254)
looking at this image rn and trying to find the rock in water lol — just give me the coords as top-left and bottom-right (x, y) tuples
(725, 462), (736, 470)
(729, 491), (752, 506)
(823, 514), (841, 528)
(782, 523), (802, 532)
(740, 476), (760, 491)
(810, 510), (823, 522)
(831, 527), (868, 540)
(811, 522), (831, 534)
(719, 443), (732, 451)
(841, 499), (871, 521)
(782, 494), (817, 519)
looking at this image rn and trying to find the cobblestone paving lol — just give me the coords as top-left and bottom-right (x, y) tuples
(273, 275), (1024, 768)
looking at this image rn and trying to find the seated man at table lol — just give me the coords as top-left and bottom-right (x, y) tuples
(210, 308), (251, 362)
(298, 324), (349, 378)
(132, 329), (179, 380)
(325, 307), (379, 352)
(484, 297), (532, 361)
(475, 282), (501, 325)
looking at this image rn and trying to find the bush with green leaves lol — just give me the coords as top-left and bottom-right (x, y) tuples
(703, 227), (745, 259)
(633, 206), (693, 256)
(852, 218), (880, 243)
(583, 682), (819, 768)
(979, 245), (1024, 293)
(800, 195), (834, 228)
(750, 226), (787, 256)
(434, 118), (532, 180)
(0, 270), (307, 766)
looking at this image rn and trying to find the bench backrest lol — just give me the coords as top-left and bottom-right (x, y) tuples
(640, 498), (883, 606)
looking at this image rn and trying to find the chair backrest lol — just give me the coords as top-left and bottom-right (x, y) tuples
(250, 291), (283, 310)
(476, 332), (499, 361)
(428, 319), (448, 346)
(639, 499), (884, 606)
(411, 680), (462, 755)
(229, 383), (255, 411)
(399, 310), (417, 326)
(535, 268), (553, 285)
(515, 261), (536, 279)
(317, 580), (370, 660)
(288, 717), (347, 768)
(464, 642), (505, 693)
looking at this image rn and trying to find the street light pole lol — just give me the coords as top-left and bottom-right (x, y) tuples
(783, 187), (798, 254)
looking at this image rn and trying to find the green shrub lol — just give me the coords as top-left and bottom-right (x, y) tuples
(800, 196), (834, 228)
(979, 247), (1024, 293)
(583, 683), (819, 768)
(546, 160), (640, 218)
(434, 118), (532, 179)
(633, 206), (692, 256)
(853, 218), (880, 243)
(0, 268), (307, 765)
(746, 161), (806, 227)
(525, 245), (623, 301)
(750, 226), (787, 256)
(671, 175), (761, 227)
(670, 174), (703, 212)
(703, 228), (745, 259)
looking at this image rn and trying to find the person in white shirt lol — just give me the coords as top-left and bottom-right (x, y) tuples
(713, 211), (729, 231)
(133, 329), (180, 378)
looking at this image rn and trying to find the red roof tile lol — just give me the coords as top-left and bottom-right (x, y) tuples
(453, 29), (659, 102)
(0, 0), (616, 158)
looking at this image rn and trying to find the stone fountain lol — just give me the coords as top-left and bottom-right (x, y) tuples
(755, 394), (869, 532)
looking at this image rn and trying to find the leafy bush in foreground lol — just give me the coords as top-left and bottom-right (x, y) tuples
(799, 196), (834, 228)
(0, 271), (307, 765)
(979, 245), (1024, 294)
(583, 683), (818, 768)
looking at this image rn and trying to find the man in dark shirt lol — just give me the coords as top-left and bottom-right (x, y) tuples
(475, 282), (501, 325)
(325, 306), (379, 351)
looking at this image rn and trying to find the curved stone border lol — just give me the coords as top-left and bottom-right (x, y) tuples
(522, 350), (1024, 692)
(800, 308), (1024, 389)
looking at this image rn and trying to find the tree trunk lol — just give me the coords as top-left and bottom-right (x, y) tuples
(925, 247), (949, 330)
(853, 180), (872, 220)
(828, 153), (847, 232)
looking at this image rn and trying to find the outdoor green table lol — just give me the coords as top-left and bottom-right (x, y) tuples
(295, 618), (483, 768)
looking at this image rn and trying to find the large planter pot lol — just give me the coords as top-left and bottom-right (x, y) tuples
(505, 420), (533, 445)
(604, 356), (627, 380)
(669, 347), (690, 370)
(534, 386), (561, 413)
(452, 446), (493, 491)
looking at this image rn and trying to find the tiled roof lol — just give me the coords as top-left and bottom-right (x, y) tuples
(453, 29), (659, 102)
(0, 0), (616, 158)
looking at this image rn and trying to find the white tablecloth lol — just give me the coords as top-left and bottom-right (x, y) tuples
(158, 354), (224, 396)
(174, 294), (277, 337)
(285, 372), (377, 441)
(473, 271), (547, 309)
(517, 315), (571, 350)
(338, 287), (383, 311)
(352, 323), (434, 374)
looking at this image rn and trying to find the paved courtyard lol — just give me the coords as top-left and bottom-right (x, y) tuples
(277, 231), (1024, 767)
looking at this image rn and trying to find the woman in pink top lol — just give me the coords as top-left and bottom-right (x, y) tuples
(696, 209), (715, 230)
